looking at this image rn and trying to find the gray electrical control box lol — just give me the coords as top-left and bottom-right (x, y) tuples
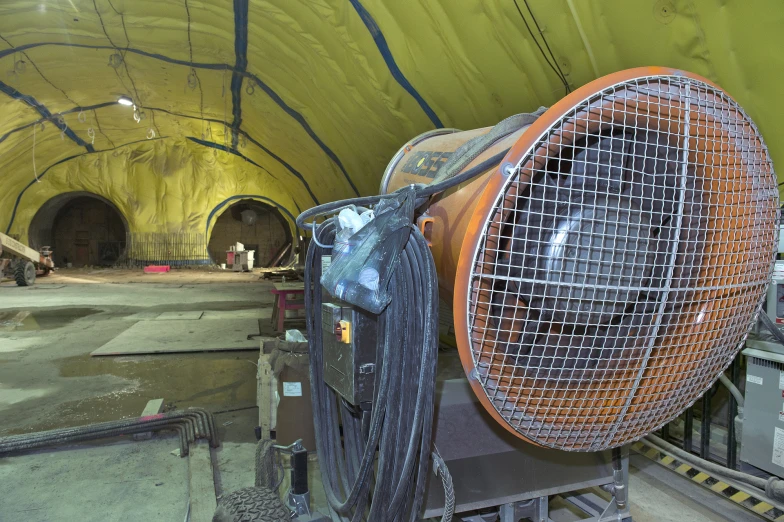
(740, 348), (784, 478)
(749, 261), (784, 353)
(321, 301), (378, 405)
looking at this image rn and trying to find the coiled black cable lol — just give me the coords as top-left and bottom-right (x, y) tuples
(305, 219), (440, 521)
(300, 114), (528, 519)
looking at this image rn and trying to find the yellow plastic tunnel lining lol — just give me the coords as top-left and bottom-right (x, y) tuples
(0, 0), (782, 261)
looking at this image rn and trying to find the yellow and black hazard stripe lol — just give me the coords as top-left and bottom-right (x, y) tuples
(632, 440), (784, 521)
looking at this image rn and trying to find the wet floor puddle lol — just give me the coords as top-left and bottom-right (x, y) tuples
(0, 308), (99, 331)
(2, 352), (261, 436)
(56, 352), (258, 411)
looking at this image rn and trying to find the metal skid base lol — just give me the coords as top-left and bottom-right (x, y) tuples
(423, 379), (632, 522)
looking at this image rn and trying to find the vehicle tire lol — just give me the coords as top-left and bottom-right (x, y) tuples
(212, 487), (289, 522)
(14, 261), (35, 286)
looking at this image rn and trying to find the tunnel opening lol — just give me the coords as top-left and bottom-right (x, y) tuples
(28, 192), (128, 268)
(207, 199), (293, 267)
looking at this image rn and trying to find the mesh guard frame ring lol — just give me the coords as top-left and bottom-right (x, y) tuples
(453, 66), (777, 451)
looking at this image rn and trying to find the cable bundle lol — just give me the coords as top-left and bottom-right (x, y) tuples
(305, 218), (440, 522)
(297, 112), (532, 520)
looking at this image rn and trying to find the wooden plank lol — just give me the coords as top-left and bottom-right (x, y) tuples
(133, 398), (164, 441)
(272, 281), (305, 291)
(141, 398), (165, 417)
(257, 352), (277, 438)
(188, 442), (217, 522)
(154, 311), (203, 321)
(0, 311), (30, 331)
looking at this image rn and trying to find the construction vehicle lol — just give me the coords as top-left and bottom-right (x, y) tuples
(0, 231), (54, 286)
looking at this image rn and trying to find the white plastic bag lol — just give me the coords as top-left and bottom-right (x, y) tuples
(285, 329), (307, 342)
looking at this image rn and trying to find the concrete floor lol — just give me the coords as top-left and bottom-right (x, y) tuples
(0, 269), (766, 521)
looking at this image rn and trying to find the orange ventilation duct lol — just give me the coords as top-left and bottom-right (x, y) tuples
(380, 67), (779, 451)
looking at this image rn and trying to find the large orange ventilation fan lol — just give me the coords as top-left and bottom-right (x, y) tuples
(381, 67), (779, 451)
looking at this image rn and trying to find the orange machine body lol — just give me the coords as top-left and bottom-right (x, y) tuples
(380, 125), (531, 302)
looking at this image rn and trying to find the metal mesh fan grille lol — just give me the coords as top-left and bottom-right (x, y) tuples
(467, 75), (779, 451)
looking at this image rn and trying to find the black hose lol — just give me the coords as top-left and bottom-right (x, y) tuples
(759, 311), (784, 346)
(417, 149), (510, 197)
(295, 148), (511, 232)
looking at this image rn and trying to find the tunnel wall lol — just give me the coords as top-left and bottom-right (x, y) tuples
(1, 0), (784, 253)
(2, 138), (299, 265)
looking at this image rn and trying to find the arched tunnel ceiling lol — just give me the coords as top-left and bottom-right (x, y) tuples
(1, 0), (782, 240)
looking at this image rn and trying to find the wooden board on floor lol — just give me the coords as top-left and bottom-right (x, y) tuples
(201, 309), (272, 320)
(188, 442), (217, 522)
(0, 311), (30, 331)
(90, 318), (266, 356)
(155, 311), (204, 321)
(133, 398), (165, 440)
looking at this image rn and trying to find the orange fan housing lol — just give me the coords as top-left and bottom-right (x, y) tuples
(381, 67), (779, 451)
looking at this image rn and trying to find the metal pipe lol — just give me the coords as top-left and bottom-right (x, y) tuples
(0, 418), (197, 449)
(0, 411), (209, 445)
(0, 423), (190, 456)
(0, 410), (219, 456)
(700, 386), (712, 461)
(644, 434), (775, 495)
(611, 446), (628, 510)
(718, 373), (745, 408)
(727, 359), (741, 469)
